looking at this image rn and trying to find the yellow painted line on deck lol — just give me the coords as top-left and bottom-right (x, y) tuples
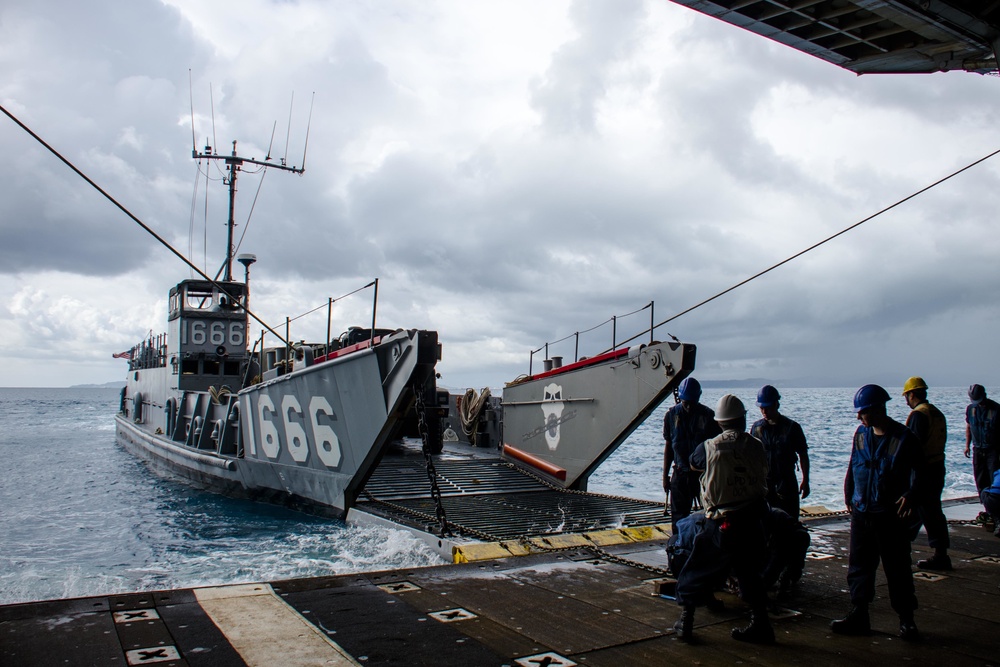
(800, 505), (836, 515)
(194, 583), (359, 667)
(452, 523), (673, 563)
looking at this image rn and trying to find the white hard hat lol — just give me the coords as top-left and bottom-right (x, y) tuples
(715, 394), (746, 421)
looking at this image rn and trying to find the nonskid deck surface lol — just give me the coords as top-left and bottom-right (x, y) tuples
(359, 452), (665, 540)
(4, 502), (999, 667)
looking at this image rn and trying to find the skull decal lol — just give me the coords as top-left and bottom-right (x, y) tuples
(541, 382), (564, 451)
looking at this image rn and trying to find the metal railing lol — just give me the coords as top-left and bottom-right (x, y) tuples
(528, 301), (666, 376)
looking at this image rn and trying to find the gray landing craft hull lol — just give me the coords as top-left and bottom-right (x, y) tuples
(500, 340), (696, 489)
(115, 328), (440, 517)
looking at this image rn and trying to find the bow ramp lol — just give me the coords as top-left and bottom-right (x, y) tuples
(350, 339), (695, 561)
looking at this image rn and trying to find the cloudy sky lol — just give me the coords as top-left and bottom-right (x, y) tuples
(1, 0), (998, 392)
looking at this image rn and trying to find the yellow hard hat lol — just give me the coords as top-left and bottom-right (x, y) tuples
(902, 376), (928, 394)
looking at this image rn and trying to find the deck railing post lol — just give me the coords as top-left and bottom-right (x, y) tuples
(326, 297), (332, 358)
(649, 301), (654, 345)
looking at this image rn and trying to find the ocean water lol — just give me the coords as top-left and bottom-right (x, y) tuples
(0, 385), (981, 605)
(589, 386), (980, 508)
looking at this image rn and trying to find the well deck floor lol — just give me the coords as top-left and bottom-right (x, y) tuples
(2, 502), (998, 666)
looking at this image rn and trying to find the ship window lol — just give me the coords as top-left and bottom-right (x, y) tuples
(185, 287), (215, 310)
(181, 359), (199, 375)
(204, 359), (221, 375)
(224, 361), (240, 375)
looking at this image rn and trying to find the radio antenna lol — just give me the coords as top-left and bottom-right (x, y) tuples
(283, 92), (294, 166)
(265, 121), (277, 162)
(301, 92), (314, 172)
(188, 70), (197, 154)
(210, 84), (218, 157)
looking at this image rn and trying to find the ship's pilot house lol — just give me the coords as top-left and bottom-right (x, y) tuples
(168, 279), (248, 392)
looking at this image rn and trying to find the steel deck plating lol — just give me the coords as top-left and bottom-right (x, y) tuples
(3, 500), (998, 667)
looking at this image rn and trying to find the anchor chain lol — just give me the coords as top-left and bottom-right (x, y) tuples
(414, 384), (450, 537)
(360, 490), (502, 543)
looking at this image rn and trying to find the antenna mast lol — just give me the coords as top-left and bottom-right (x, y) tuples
(191, 139), (305, 282)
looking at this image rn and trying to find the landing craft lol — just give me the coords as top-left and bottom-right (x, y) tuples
(107, 126), (697, 560)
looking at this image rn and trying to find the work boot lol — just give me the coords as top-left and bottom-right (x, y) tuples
(777, 575), (794, 600)
(899, 616), (921, 641)
(731, 609), (775, 645)
(673, 605), (695, 642)
(830, 605), (871, 636)
(916, 553), (952, 571)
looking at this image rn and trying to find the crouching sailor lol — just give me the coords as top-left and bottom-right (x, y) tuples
(981, 468), (1000, 538)
(672, 394), (774, 645)
(832, 384), (922, 641)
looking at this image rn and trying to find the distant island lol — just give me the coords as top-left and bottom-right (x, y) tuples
(699, 378), (772, 389)
(70, 381), (124, 389)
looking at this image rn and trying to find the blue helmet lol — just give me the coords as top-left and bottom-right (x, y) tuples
(853, 384), (891, 412)
(677, 377), (702, 402)
(756, 385), (780, 408)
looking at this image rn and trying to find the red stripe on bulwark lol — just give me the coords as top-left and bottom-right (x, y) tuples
(314, 336), (383, 364)
(529, 348), (630, 382)
(503, 444), (567, 481)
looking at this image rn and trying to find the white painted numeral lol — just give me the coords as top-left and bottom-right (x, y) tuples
(190, 320), (206, 345)
(210, 321), (226, 345)
(229, 322), (245, 347)
(282, 395), (309, 463)
(310, 396), (341, 468)
(257, 395), (281, 459)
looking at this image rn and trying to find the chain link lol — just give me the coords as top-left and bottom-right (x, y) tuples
(360, 488), (674, 574)
(414, 385), (450, 537)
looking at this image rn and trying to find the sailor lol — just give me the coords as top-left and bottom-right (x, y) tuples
(749, 385), (810, 595)
(750, 385), (810, 519)
(980, 468), (1000, 538)
(831, 384), (922, 641)
(662, 377), (721, 532)
(761, 505), (810, 600)
(901, 376), (951, 571)
(965, 385), (1000, 519)
(673, 394), (774, 645)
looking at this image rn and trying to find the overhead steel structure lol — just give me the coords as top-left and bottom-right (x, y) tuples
(669, 0), (1000, 74)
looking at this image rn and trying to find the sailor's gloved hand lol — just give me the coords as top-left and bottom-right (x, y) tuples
(799, 480), (810, 499)
(895, 495), (913, 519)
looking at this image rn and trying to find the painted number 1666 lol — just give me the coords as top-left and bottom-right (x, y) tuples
(250, 394), (342, 468)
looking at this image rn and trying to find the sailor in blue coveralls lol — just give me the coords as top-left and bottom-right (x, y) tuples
(672, 394), (774, 645)
(965, 384), (1000, 505)
(831, 384), (923, 641)
(663, 377), (721, 533)
(750, 385), (811, 596)
(750, 385), (810, 521)
(980, 468), (1000, 538)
